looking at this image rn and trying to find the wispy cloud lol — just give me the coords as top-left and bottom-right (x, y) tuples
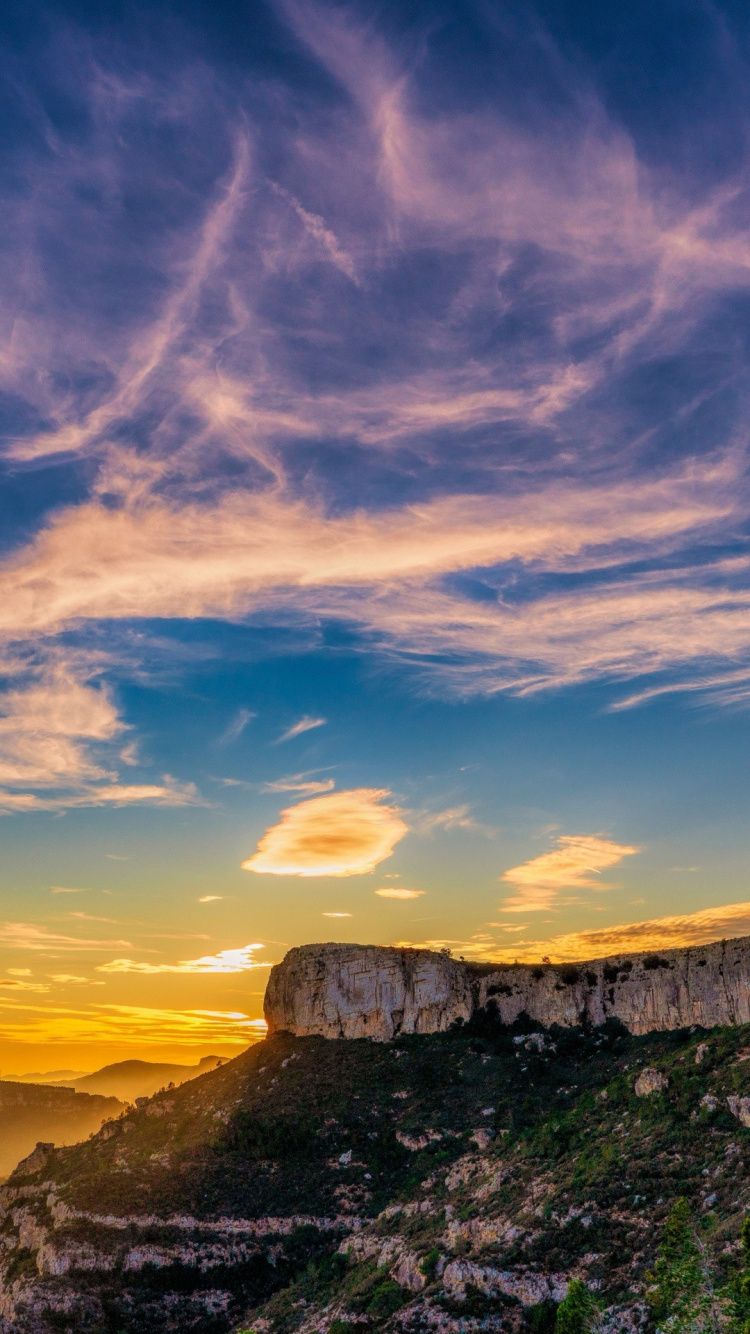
(261, 772), (335, 795)
(0, 779), (200, 814)
(97, 943), (268, 974)
(217, 708), (256, 747)
(401, 901), (750, 964)
(500, 835), (640, 912)
(0, 660), (201, 813)
(275, 717), (327, 744)
(270, 182), (358, 283)
(48, 974), (95, 984)
(242, 787), (408, 876)
(0, 923), (132, 952)
(413, 805), (492, 836)
(0, 0), (749, 845)
(375, 887), (424, 899)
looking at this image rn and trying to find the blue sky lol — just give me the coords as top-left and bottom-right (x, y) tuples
(1, 0), (750, 1066)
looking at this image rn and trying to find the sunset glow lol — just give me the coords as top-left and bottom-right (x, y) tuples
(0, 0), (749, 1073)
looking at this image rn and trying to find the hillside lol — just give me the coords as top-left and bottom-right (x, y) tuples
(0, 1082), (124, 1178)
(3, 1010), (750, 1332)
(57, 1055), (228, 1102)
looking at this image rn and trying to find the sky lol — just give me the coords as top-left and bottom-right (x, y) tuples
(2, 0), (750, 1070)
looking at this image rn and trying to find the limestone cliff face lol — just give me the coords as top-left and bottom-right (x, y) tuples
(264, 944), (474, 1040)
(264, 936), (750, 1040)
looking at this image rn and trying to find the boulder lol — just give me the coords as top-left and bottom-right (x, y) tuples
(634, 1068), (668, 1097)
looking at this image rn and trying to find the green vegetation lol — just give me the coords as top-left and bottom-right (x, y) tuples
(554, 1279), (599, 1333)
(727, 1217), (750, 1333)
(12, 1015), (750, 1332)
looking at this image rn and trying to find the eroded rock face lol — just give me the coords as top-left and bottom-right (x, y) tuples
(264, 936), (750, 1040)
(264, 944), (474, 1040)
(728, 1094), (750, 1127)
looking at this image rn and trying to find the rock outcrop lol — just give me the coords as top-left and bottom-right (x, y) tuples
(264, 936), (750, 1040)
(264, 944), (474, 1040)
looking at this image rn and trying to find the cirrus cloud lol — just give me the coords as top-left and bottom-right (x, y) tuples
(242, 788), (408, 877)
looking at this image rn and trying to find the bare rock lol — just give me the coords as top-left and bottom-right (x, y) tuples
(469, 1128), (494, 1150)
(442, 1258), (568, 1306)
(634, 1068), (668, 1097)
(264, 944), (473, 1040)
(265, 936), (750, 1041)
(10, 1141), (55, 1178)
(727, 1094), (750, 1127)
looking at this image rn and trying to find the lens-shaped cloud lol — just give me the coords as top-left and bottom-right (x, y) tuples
(375, 887), (424, 899)
(500, 834), (640, 912)
(242, 788), (408, 877)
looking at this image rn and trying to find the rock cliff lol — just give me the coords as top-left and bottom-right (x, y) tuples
(264, 935), (750, 1039)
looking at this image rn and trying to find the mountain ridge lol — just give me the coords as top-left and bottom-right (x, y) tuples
(2, 939), (750, 1331)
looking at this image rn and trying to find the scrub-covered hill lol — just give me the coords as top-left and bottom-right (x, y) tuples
(2, 1015), (750, 1332)
(0, 1082), (124, 1179)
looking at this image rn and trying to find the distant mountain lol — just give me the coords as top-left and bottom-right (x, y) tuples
(0, 1080), (124, 1177)
(53, 1054), (228, 1101)
(0, 1068), (90, 1083)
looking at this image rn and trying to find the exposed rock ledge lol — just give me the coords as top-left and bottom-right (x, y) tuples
(264, 936), (750, 1041)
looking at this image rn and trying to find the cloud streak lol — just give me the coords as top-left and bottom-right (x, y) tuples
(500, 835), (640, 912)
(0, 923), (132, 953)
(402, 901), (750, 964)
(275, 717), (327, 744)
(375, 887), (424, 899)
(96, 943), (268, 974)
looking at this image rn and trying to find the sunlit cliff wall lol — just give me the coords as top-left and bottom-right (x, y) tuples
(264, 938), (750, 1040)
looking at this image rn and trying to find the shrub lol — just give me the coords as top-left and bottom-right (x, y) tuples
(419, 1247), (440, 1281)
(554, 1279), (599, 1334)
(526, 1298), (559, 1334)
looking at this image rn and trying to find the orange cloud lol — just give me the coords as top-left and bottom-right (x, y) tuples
(0, 922), (132, 952)
(500, 834), (640, 911)
(398, 901), (750, 965)
(513, 901), (750, 961)
(375, 888), (424, 899)
(96, 943), (268, 974)
(242, 788), (408, 877)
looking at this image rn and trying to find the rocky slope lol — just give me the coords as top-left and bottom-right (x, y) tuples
(264, 938), (750, 1040)
(0, 1083), (124, 1178)
(3, 1003), (750, 1331)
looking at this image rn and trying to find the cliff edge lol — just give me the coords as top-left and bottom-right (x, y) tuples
(264, 936), (750, 1039)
